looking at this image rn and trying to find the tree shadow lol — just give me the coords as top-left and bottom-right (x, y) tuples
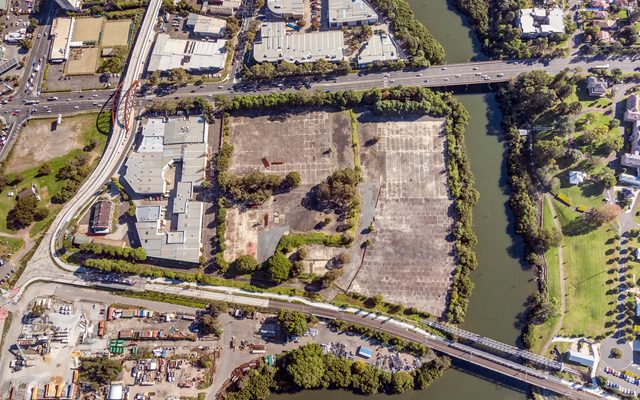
(561, 215), (599, 236)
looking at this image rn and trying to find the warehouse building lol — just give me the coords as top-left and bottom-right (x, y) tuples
(124, 117), (208, 265)
(186, 13), (227, 38)
(147, 33), (227, 72)
(356, 32), (398, 67)
(49, 17), (75, 63)
(253, 22), (345, 64)
(267, 0), (304, 19)
(201, 0), (241, 16)
(328, 0), (378, 28)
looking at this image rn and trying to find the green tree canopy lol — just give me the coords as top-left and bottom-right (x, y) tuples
(286, 343), (325, 389)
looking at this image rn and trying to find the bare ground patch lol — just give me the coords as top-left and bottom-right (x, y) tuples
(7, 115), (95, 171)
(67, 48), (100, 75)
(102, 20), (132, 47)
(71, 17), (104, 42)
(349, 117), (455, 317)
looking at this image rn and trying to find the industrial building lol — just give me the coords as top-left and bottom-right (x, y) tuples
(564, 351), (595, 368)
(328, 0), (378, 28)
(518, 8), (564, 38)
(90, 199), (114, 234)
(253, 22), (345, 64)
(267, 0), (304, 19)
(123, 117), (208, 265)
(147, 33), (227, 72)
(186, 13), (227, 38)
(356, 32), (398, 67)
(49, 17), (75, 63)
(201, 0), (241, 16)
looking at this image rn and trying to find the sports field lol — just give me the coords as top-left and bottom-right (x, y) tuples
(102, 20), (132, 47)
(71, 17), (103, 42)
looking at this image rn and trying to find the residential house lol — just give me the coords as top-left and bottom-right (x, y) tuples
(590, 0), (609, 9)
(518, 8), (565, 38)
(592, 19), (617, 29)
(568, 171), (587, 185)
(596, 30), (613, 43)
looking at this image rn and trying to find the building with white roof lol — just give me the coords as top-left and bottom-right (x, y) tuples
(625, 94), (640, 122)
(202, 0), (241, 16)
(147, 33), (227, 72)
(267, 0), (304, 19)
(49, 17), (75, 63)
(518, 8), (564, 38)
(328, 0), (378, 28)
(186, 13), (226, 38)
(107, 385), (124, 400)
(253, 22), (345, 64)
(357, 32), (398, 67)
(124, 117), (208, 265)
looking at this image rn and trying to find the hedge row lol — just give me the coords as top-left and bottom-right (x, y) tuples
(78, 243), (147, 261)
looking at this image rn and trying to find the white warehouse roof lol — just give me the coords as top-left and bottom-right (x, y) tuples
(148, 33), (227, 72)
(253, 22), (345, 64)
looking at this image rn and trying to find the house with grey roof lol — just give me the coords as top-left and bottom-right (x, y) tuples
(356, 32), (398, 67)
(518, 8), (564, 38)
(586, 76), (607, 97)
(267, 0), (304, 19)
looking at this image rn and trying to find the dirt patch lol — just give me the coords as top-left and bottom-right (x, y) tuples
(7, 115), (95, 171)
(67, 48), (100, 75)
(71, 17), (104, 42)
(102, 20), (132, 47)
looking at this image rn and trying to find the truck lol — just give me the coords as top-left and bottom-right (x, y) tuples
(23, 99), (39, 105)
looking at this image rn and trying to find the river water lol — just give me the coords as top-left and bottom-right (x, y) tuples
(270, 2), (535, 399)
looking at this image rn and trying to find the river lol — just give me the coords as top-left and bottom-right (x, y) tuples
(270, 2), (535, 399)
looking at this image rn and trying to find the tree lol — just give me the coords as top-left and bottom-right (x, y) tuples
(536, 226), (562, 252)
(413, 357), (450, 390)
(231, 255), (259, 274)
(10, 195), (38, 227)
(350, 361), (381, 395)
(148, 70), (161, 87)
(79, 357), (122, 390)
(611, 348), (623, 359)
(321, 355), (352, 388)
(280, 171), (301, 191)
(34, 207), (49, 221)
(20, 38), (32, 50)
(277, 309), (308, 336)
(591, 204), (622, 225)
(168, 68), (189, 86)
(391, 371), (414, 393)
(37, 163), (52, 176)
(286, 344), (325, 389)
(231, 365), (275, 400)
(31, 304), (46, 317)
(196, 305), (223, 336)
(528, 292), (558, 324)
(266, 253), (291, 283)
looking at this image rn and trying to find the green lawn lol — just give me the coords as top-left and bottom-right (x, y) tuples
(530, 199), (563, 355)
(0, 113), (109, 236)
(0, 236), (24, 256)
(554, 200), (618, 338)
(576, 112), (612, 132)
(567, 81), (612, 110)
(556, 181), (606, 210)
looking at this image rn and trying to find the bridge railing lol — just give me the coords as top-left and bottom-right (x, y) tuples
(424, 320), (564, 371)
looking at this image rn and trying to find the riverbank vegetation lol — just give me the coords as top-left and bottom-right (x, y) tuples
(222, 343), (450, 399)
(454, 0), (570, 59)
(497, 70), (624, 348)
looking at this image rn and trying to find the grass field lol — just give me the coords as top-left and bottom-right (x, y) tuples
(0, 113), (109, 235)
(530, 199), (562, 354)
(557, 181), (606, 210)
(0, 236), (24, 257)
(554, 199), (617, 338)
(567, 81), (613, 109)
(71, 17), (103, 42)
(576, 112), (613, 132)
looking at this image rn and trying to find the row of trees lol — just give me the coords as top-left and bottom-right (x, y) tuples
(220, 170), (301, 205)
(244, 59), (351, 80)
(78, 243), (147, 261)
(7, 194), (48, 230)
(223, 343), (451, 400)
(53, 153), (93, 203)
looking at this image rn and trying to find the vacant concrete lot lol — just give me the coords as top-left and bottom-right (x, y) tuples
(102, 20), (132, 47)
(223, 111), (354, 262)
(67, 47), (99, 75)
(349, 117), (455, 317)
(229, 111), (352, 185)
(71, 17), (104, 42)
